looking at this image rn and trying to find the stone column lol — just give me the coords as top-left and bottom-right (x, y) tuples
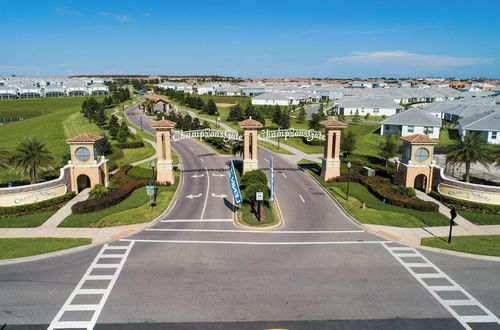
(151, 119), (177, 185)
(239, 118), (263, 174)
(320, 119), (348, 181)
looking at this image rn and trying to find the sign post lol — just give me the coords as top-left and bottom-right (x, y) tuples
(146, 185), (155, 210)
(256, 191), (263, 222)
(448, 206), (457, 244)
(229, 160), (242, 206)
(269, 156), (275, 203)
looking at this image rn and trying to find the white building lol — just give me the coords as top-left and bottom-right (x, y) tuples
(251, 92), (305, 106)
(87, 83), (110, 96)
(337, 97), (404, 116)
(196, 83), (220, 95)
(380, 108), (442, 139)
(0, 86), (18, 99)
(158, 82), (193, 94)
(216, 85), (241, 96)
(458, 109), (500, 144)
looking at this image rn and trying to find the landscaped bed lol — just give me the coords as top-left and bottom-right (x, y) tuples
(0, 238), (91, 260)
(421, 235), (500, 257)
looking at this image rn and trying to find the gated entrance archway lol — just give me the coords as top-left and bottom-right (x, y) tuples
(151, 117), (347, 182)
(414, 174), (428, 191)
(76, 174), (91, 193)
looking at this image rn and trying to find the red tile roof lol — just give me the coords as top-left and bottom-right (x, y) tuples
(66, 133), (104, 143)
(320, 119), (348, 128)
(151, 119), (177, 128)
(400, 134), (438, 144)
(238, 118), (263, 128)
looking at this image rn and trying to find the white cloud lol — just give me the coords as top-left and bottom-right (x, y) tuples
(328, 51), (495, 71)
(0, 65), (45, 75)
(55, 8), (83, 16)
(100, 12), (130, 22)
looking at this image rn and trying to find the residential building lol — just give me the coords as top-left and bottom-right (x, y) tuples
(380, 108), (442, 139)
(458, 109), (500, 144)
(336, 97), (404, 116)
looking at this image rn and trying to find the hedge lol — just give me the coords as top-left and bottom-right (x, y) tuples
(71, 165), (157, 214)
(429, 191), (500, 214)
(0, 191), (76, 217)
(116, 141), (144, 149)
(331, 175), (439, 212)
(342, 156), (394, 178)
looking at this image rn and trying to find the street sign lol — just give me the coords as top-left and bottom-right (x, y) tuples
(256, 191), (263, 201)
(229, 160), (242, 205)
(146, 185), (155, 196)
(269, 156), (275, 203)
(450, 207), (457, 220)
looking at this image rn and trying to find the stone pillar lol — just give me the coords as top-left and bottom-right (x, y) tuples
(239, 118), (263, 174)
(319, 119), (348, 181)
(151, 119), (177, 185)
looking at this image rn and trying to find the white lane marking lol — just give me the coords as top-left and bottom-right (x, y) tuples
(200, 158), (204, 163)
(120, 239), (386, 245)
(264, 158), (269, 162)
(146, 229), (365, 234)
(191, 173), (204, 178)
(281, 172), (287, 179)
(160, 219), (232, 223)
(382, 243), (500, 329)
(200, 166), (209, 220)
(185, 193), (202, 199)
(211, 193), (228, 199)
(189, 147), (194, 151)
(48, 241), (135, 330)
(212, 173), (225, 177)
(299, 194), (305, 203)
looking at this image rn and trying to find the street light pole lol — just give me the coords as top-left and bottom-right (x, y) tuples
(150, 160), (155, 184)
(140, 115), (143, 131)
(347, 161), (352, 201)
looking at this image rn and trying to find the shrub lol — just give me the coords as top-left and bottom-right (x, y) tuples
(116, 141), (144, 149)
(392, 185), (416, 197)
(429, 191), (500, 214)
(240, 170), (268, 189)
(331, 175), (439, 212)
(71, 165), (152, 214)
(0, 192), (76, 217)
(243, 182), (269, 205)
(89, 184), (112, 199)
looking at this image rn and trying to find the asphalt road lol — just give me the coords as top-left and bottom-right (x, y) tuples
(1, 106), (499, 329)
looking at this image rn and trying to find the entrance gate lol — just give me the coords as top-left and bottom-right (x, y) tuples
(151, 117), (347, 182)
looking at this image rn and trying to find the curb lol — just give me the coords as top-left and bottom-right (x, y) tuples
(232, 193), (285, 231)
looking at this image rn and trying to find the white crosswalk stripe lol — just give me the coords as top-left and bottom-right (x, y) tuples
(47, 241), (134, 330)
(382, 243), (500, 330)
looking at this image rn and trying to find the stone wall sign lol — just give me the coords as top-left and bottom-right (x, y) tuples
(438, 183), (500, 205)
(0, 184), (67, 207)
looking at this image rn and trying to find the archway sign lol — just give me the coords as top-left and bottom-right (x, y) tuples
(151, 117), (346, 180)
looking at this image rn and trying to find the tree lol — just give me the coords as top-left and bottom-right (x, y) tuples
(341, 130), (357, 156)
(377, 135), (399, 166)
(309, 110), (325, 131)
(297, 106), (306, 122)
(447, 132), (491, 182)
(242, 182), (269, 219)
(231, 140), (244, 157)
(227, 104), (244, 122)
(81, 97), (101, 122)
(352, 109), (360, 124)
(241, 170), (268, 189)
(94, 106), (107, 128)
(117, 121), (130, 143)
(205, 99), (218, 115)
(143, 99), (156, 115)
(10, 137), (55, 184)
(0, 149), (9, 169)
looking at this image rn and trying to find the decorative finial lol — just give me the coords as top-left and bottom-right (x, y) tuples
(249, 116), (252, 119)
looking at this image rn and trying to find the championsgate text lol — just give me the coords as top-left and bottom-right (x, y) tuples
(171, 128), (326, 143)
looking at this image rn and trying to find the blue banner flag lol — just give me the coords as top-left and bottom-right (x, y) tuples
(269, 156), (275, 203)
(229, 160), (242, 205)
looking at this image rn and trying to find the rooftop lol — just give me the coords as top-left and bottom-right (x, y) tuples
(320, 119), (348, 128)
(400, 134), (438, 144)
(381, 108), (441, 126)
(239, 118), (263, 128)
(151, 118), (177, 128)
(66, 133), (104, 143)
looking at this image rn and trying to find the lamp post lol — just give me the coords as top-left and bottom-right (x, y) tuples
(346, 161), (352, 201)
(217, 116), (221, 128)
(140, 115), (143, 131)
(150, 160), (156, 184)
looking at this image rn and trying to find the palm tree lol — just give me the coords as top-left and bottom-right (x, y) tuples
(231, 140), (244, 157)
(0, 149), (9, 169)
(143, 99), (156, 115)
(10, 137), (55, 184)
(447, 132), (491, 182)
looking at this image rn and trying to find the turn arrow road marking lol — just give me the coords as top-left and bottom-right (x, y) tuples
(186, 193), (202, 199)
(211, 173), (225, 177)
(211, 193), (228, 199)
(191, 174), (205, 178)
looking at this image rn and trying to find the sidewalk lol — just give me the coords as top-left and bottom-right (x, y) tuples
(364, 191), (500, 246)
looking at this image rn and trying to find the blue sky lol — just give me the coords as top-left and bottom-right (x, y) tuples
(1, 0), (499, 78)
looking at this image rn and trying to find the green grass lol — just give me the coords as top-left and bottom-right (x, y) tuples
(197, 95), (249, 104)
(436, 128), (460, 148)
(59, 172), (179, 227)
(0, 238), (92, 260)
(238, 203), (279, 227)
(422, 236), (500, 257)
(342, 115), (386, 122)
(458, 210), (500, 225)
(114, 140), (155, 167)
(62, 111), (105, 138)
(258, 140), (294, 155)
(0, 97), (103, 182)
(0, 211), (56, 228)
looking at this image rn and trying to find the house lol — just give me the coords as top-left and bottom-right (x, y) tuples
(251, 92), (305, 106)
(215, 85), (241, 96)
(65, 79), (89, 96)
(380, 108), (442, 139)
(458, 109), (500, 144)
(44, 85), (65, 98)
(240, 84), (266, 96)
(337, 97), (404, 116)
(87, 83), (110, 96)
(0, 86), (17, 99)
(18, 86), (41, 98)
(196, 83), (219, 95)
(158, 82), (193, 94)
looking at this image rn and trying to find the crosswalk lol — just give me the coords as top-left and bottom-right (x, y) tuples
(382, 242), (500, 330)
(47, 241), (135, 330)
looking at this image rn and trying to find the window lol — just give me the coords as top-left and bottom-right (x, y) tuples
(492, 132), (498, 139)
(407, 126), (414, 133)
(75, 147), (91, 162)
(373, 108), (379, 114)
(385, 125), (390, 131)
(414, 148), (430, 162)
(425, 126), (434, 134)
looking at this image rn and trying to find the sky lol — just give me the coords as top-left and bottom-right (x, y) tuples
(1, 0), (499, 78)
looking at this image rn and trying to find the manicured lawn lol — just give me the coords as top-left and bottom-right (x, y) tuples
(197, 95), (249, 104)
(59, 172), (179, 227)
(0, 97), (103, 182)
(421, 235), (500, 257)
(238, 203), (279, 227)
(352, 124), (384, 157)
(0, 238), (92, 260)
(258, 140), (294, 155)
(458, 210), (500, 225)
(0, 211), (56, 228)
(436, 128), (460, 148)
(114, 140), (155, 168)
(62, 111), (105, 138)
(277, 137), (324, 154)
